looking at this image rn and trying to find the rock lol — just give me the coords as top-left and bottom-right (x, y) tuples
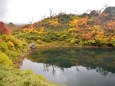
(29, 43), (36, 49)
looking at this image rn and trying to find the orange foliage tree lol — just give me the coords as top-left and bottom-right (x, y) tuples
(107, 21), (115, 30)
(0, 21), (11, 35)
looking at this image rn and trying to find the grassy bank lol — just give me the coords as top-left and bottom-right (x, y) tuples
(0, 34), (59, 86)
(0, 34), (28, 66)
(0, 64), (59, 86)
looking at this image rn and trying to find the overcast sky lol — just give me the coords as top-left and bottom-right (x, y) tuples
(0, 0), (115, 24)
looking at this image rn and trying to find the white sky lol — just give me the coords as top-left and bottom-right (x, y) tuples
(2, 0), (115, 24)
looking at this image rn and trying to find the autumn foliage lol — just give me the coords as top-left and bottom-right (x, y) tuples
(13, 7), (115, 47)
(0, 21), (11, 35)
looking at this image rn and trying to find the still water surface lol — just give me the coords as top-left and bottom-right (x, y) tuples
(21, 48), (115, 86)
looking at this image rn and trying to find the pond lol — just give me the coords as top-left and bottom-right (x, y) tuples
(21, 47), (115, 86)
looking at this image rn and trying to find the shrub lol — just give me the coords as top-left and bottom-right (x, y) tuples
(0, 42), (8, 51)
(0, 51), (13, 66)
(0, 34), (29, 63)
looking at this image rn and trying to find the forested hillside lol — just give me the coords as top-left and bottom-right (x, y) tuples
(13, 7), (115, 47)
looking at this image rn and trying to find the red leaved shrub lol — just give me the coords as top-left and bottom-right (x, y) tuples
(0, 21), (11, 35)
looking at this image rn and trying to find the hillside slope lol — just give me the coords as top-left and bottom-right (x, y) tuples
(13, 7), (115, 47)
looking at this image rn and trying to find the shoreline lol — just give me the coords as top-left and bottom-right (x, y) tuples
(15, 45), (115, 68)
(36, 45), (115, 49)
(13, 52), (28, 68)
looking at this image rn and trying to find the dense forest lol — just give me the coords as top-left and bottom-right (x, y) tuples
(0, 6), (115, 86)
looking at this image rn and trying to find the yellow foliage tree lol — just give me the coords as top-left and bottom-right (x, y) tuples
(0, 51), (13, 66)
(7, 41), (14, 47)
(49, 18), (59, 27)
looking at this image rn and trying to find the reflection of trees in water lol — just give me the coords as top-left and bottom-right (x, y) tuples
(43, 64), (49, 72)
(43, 64), (56, 76)
(96, 68), (109, 77)
(43, 64), (115, 76)
(76, 66), (80, 72)
(28, 48), (115, 76)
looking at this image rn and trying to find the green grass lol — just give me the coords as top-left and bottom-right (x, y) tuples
(0, 34), (61, 86)
(0, 64), (59, 86)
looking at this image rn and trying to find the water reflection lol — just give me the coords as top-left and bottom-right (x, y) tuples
(21, 48), (115, 86)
